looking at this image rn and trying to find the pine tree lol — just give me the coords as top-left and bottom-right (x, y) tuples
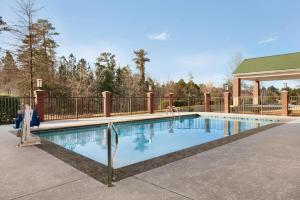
(68, 53), (77, 77)
(133, 49), (150, 92)
(75, 58), (91, 95)
(58, 56), (68, 82)
(0, 51), (18, 94)
(95, 52), (116, 93)
(114, 66), (130, 95)
(176, 79), (186, 97)
(33, 19), (59, 90)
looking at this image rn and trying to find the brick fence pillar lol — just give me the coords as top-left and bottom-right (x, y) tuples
(147, 92), (154, 114)
(224, 92), (231, 113)
(281, 90), (288, 116)
(204, 92), (211, 112)
(34, 90), (46, 122)
(102, 91), (112, 117)
(168, 93), (174, 107)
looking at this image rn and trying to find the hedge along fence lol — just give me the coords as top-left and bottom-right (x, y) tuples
(0, 96), (34, 124)
(0, 96), (19, 124)
(153, 96), (205, 112)
(173, 96), (205, 112)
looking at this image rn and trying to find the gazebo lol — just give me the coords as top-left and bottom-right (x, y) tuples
(232, 52), (300, 107)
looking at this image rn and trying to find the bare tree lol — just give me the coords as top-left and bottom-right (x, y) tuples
(224, 52), (243, 91)
(0, 16), (10, 33)
(229, 52), (243, 74)
(0, 16), (12, 55)
(13, 0), (39, 100)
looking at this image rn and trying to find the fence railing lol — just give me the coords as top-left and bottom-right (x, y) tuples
(230, 95), (281, 115)
(210, 97), (224, 113)
(260, 96), (281, 115)
(111, 96), (148, 115)
(45, 97), (104, 120)
(289, 96), (300, 116)
(1, 93), (299, 124)
(153, 97), (169, 112)
(173, 96), (205, 112)
(0, 96), (35, 124)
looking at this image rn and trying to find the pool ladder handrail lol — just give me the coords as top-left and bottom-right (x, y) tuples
(167, 106), (181, 120)
(107, 122), (119, 187)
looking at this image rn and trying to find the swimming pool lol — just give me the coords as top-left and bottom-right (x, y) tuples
(38, 115), (279, 168)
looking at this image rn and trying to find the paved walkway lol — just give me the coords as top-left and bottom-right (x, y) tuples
(1, 114), (300, 200)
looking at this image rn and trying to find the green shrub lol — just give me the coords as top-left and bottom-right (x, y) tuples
(174, 99), (188, 107)
(0, 96), (20, 124)
(160, 100), (169, 109)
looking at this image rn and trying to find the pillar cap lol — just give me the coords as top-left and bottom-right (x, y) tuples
(34, 89), (45, 92)
(102, 91), (112, 95)
(281, 90), (288, 93)
(147, 92), (154, 97)
(34, 90), (46, 96)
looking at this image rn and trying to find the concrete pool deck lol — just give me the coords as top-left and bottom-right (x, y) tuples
(1, 113), (300, 200)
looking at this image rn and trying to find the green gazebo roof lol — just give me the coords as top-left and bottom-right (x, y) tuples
(233, 52), (300, 74)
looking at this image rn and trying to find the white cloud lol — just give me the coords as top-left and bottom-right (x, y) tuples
(147, 31), (169, 41)
(258, 35), (279, 44)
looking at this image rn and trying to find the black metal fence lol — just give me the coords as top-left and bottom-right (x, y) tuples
(230, 96), (281, 115)
(111, 96), (148, 115)
(173, 96), (205, 112)
(153, 97), (169, 112)
(1, 94), (300, 124)
(211, 97), (224, 112)
(289, 96), (300, 116)
(45, 97), (104, 120)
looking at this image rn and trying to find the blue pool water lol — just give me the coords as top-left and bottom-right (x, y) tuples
(39, 115), (277, 168)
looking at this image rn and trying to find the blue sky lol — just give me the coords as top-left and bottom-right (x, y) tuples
(1, 0), (300, 87)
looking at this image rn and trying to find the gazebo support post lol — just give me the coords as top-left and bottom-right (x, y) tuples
(281, 90), (289, 116)
(253, 80), (260, 105)
(232, 77), (241, 106)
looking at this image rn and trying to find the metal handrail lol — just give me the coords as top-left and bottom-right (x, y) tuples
(173, 106), (181, 120)
(107, 122), (119, 187)
(166, 106), (181, 120)
(110, 122), (119, 145)
(110, 122), (119, 179)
